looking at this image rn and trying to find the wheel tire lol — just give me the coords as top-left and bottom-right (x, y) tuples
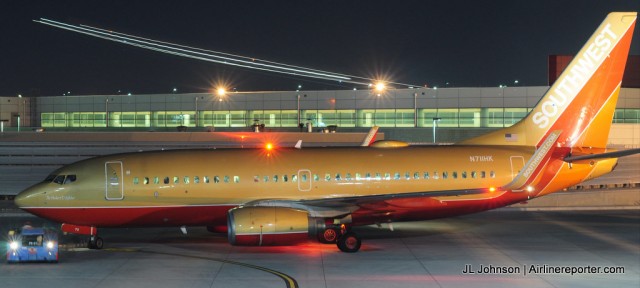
(94, 237), (104, 250)
(318, 228), (338, 244)
(337, 232), (361, 253)
(88, 237), (104, 250)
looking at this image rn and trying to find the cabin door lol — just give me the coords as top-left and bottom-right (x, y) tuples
(297, 169), (312, 192)
(510, 156), (526, 180)
(105, 161), (124, 200)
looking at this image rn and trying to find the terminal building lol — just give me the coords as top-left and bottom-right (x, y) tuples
(0, 86), (639, 144)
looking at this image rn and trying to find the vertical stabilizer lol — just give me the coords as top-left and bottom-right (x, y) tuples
(461, 12), (636, 148)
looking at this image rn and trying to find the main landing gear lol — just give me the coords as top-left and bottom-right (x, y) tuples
(337, 232), (361, 253)
(319, 225), (362, 252)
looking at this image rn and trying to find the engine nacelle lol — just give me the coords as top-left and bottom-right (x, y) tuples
(227, 206), (323, 246)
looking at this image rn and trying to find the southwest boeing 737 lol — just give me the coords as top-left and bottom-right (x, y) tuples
(15, 12), (638, 252)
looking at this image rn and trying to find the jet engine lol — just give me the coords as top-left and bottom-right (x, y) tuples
(227, 206), (325, 246)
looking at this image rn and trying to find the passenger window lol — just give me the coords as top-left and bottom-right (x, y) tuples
(314, 174), (319, 181)
(423, 172), (430, 179)
(433, 171), (439, 180)
(234, 176), (240, 183)
(154, 177), (159, 184)
(173, 177), (179, 184)
(443, 172), (448, 179)
(133, 177), (139, 185)
(264, 176), (269, 182)
(164, 177), (169, 184)
(273, 175), (278, 182)
(405, 172), (410, 180)
(65, 175), (77, 184)
(452, 172), (458, 179)
(384, 173), (391, 180)
(462, 171), (467, 179)
(302, 174), (308, 182)
(365, 173), (371, 180)
(345, 173), (352, 181)
(355, 173), (361, 180)
(394, 173), (400, 180)
(254, 176), (260, 183)
(144, 177), (149, 185)
(325, 173), (331, 181)
(490, 171), (496, 178)
(375, 173), (381, 180)
(204, 176), (210, 183)
(53, 175), (65, 185)
(481, 171), (486, 178)
(224, 176), (230, 183)
(184, 176), (190, 184)
(194, 176), (200, 184)
(283, 175), (288, 182)
(292, 175), (297, 182)
(214, 176), (220, 183)
(414, 172), (420, 180)
(335, 173), (341, 181)
(471, 171), (477, 179)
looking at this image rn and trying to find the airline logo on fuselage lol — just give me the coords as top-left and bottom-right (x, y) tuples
(532, 23), (618, 129)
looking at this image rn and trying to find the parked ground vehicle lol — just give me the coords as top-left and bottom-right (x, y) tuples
(7, 226), (58, 263)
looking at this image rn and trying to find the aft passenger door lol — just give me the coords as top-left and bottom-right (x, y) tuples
(510, 156), (525, 180)
(105, 161), (124, 200)
(297, 169), (312, 192)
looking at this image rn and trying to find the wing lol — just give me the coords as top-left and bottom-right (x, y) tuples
(242, 187), (494, 219)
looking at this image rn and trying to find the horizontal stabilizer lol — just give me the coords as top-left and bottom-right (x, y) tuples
(564, 148), (640, 162)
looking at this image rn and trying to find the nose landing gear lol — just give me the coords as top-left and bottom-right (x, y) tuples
(88, 236), (104, 250)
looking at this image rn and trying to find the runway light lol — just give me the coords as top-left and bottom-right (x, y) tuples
(217, 87), (226, 96)
(374, 82), (386, 92)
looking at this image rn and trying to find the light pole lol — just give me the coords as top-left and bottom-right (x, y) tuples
(195, 96), (200, 127)
(297, 94), (301, 127)
(105, 98), (110, 128)
(413, 92), (418, 128)
(432, 117), (441, 143)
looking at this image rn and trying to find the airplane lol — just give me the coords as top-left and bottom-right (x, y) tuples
(15, 12), (638, 252)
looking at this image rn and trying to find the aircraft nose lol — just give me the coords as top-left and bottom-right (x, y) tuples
(14, 186), (43, 208)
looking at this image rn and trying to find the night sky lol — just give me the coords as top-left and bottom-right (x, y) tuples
(1, 1), (639, 96)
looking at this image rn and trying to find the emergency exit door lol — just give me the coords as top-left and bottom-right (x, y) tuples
(297, 169), (312, 192)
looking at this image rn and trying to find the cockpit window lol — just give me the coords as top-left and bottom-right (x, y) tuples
(53, 175), (65, 185)
(47, 174), (77, 185)
(64, 175), (77, 184)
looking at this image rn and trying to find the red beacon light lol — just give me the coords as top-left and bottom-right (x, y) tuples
(265, 143), (274, 151)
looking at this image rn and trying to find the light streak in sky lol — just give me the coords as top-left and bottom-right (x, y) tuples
(35, 18), (420, 88)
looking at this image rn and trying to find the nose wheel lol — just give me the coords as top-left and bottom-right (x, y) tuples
(88, 236), (104, 250)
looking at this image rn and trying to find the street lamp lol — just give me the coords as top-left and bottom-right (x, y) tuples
(432, 117), (441, 143)
(105, 98), (110, 128)
(195, 96), (203, 127)
(297, 94), (301, 128)
(413, 92), (418, 128)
